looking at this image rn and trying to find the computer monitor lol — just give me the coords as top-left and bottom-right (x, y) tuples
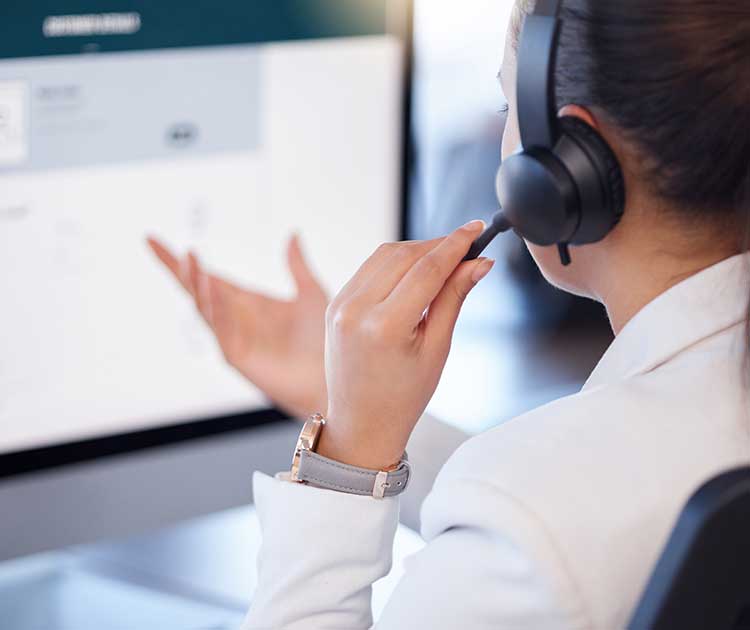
(0, 1), (412, 477)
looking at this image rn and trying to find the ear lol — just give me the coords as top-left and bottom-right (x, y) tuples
(558, 104), (598, 129)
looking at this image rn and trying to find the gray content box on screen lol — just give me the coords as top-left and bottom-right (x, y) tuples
(0, 45), (262, 173)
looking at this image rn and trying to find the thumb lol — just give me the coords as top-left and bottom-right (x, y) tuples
(287, 233), (324, 296)
(425, 257), (494, 339)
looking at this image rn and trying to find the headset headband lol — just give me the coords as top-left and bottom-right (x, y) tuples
(516, 0), (561, 149)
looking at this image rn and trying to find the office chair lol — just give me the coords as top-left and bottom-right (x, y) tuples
(628, 467), (750, 630)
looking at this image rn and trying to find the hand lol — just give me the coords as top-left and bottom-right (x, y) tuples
(146, 235), (328, 419)
(318, 221), (494, 470)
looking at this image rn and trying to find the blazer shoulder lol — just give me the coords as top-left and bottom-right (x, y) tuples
(422, 372), (747, 630)
(435, 384), (632, 486)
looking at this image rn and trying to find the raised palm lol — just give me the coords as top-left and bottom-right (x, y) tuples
(147, 235), (328, 419)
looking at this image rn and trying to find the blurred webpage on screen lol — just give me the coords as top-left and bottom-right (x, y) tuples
(0, 3), (403, 453)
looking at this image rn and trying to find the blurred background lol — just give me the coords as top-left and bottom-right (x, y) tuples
(0, 1), (611, 628)
(412, 0), (611, 431)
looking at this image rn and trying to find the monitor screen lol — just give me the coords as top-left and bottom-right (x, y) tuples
(0, 1), (409, 457)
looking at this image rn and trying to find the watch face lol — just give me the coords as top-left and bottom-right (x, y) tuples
(304, 414), (326, 450)
(290, 415), (326, 482)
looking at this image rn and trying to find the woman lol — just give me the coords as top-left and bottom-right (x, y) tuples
(148, 0), (750, 627)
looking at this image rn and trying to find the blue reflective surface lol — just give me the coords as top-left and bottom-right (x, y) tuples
(0, 551), (244, 630)
(0, 505), (424, 630)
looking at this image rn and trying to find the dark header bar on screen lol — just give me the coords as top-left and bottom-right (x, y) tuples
(0, 0), (388, 60)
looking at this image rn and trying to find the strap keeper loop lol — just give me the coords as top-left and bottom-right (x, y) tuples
(373, 471), (390, 499)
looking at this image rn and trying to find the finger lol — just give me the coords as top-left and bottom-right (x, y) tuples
(180, 253), (194, 297)
(287, 234), (323, 295)
(349, 238), (445, 305)
(207, 274), (237, 356)
(187, 251), (213, 324)
(384, 221), (485, 324)
(334, 237), (444, 308)
(425, 257), (495, 342)
(147, 237), (190, 292)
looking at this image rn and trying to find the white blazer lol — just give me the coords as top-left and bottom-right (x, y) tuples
(243, 254), (750, 630)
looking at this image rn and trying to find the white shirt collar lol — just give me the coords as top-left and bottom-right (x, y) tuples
(583, 253), (750, 391)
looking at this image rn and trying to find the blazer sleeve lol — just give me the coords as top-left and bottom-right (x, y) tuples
(241, 471), (576, 630)
(242, 470), (399, 630)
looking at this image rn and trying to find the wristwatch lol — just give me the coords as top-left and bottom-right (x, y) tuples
(289, 414), (411, 499)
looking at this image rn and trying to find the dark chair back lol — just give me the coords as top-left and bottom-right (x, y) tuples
(628, 467), (750, 630)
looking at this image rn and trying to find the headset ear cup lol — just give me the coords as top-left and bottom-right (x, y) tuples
(496, 148), (581, 246)
(558, 116), (626, 231)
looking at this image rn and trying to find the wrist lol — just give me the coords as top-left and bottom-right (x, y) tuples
(315, 418), (404, 471)
(290, 414), (411, 498)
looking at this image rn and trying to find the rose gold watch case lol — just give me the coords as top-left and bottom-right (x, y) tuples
(290, 413), (326, 482)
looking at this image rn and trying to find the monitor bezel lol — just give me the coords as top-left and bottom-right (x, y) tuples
(0, 0), (414, 480)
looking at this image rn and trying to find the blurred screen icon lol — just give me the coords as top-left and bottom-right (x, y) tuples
(166, 122), (199, 148)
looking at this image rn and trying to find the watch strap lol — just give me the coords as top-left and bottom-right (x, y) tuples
(297, 449), (410, 499)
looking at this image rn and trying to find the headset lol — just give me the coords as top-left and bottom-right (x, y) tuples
(464, 0), (625, 265)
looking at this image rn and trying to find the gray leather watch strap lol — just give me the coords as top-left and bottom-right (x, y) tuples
(297, 450), (410, 498)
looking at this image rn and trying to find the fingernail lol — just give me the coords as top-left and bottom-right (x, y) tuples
(471, 258), (495, 284)
(461, 220), (485, 233)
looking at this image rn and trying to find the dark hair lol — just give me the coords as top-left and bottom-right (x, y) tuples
(513, 0), (750, 373)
